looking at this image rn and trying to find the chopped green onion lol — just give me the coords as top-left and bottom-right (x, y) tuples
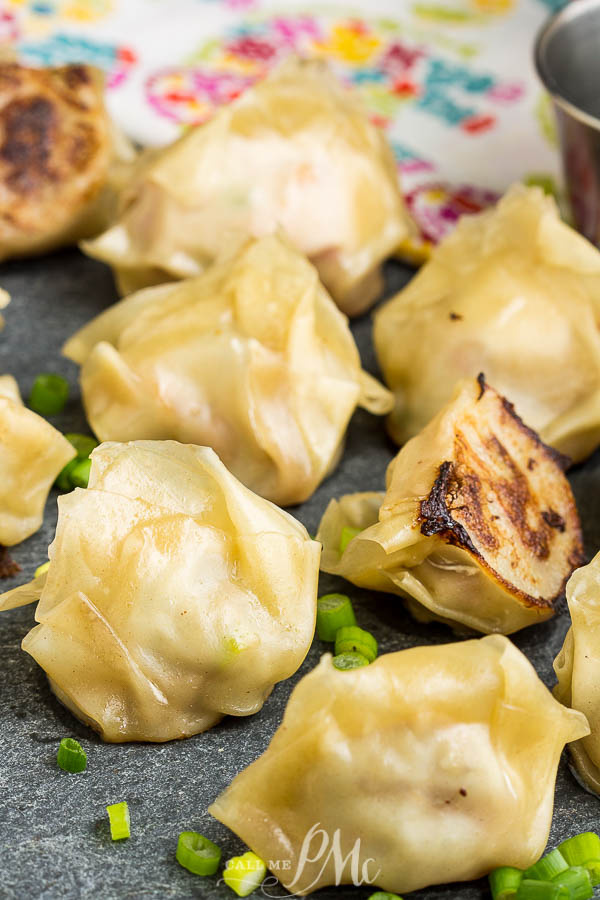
(558, 833), (600, 885)
(489, 866), (523, 898)
(223, 851), (266, 897)
(64, 433), (98, 459)
(524, 850), (568, 882)
(55, 458), (79, 492)
(29, 374), (69, 416)
(332, 651), (370, 670)
(367, 893), (404, 900)
(176, 832), (221, 876)
(553, 867), (593, 900)
(316, 593), (356, 641)
(70, 458), (92, 489)
(334, 625), (378, 662)
(35, 561), (50, 578)
(56, 737), (87, 773)
(106, 801), (130, 840)
(339, 525), (361, 553)
(515, 880), (568, 899)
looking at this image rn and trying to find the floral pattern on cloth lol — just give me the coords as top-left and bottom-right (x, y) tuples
(0, 0), (568, 246)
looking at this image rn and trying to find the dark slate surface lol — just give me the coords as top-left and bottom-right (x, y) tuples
(0, 250), (599, 900)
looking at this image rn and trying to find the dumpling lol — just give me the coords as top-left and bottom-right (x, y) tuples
(210, 635), (589, 895)
(0, 440), (320, 742)
(554, 552), (600, 794)
(317, 376), (583, 634)
(82, 57), (413, 316)
(374, 184), (600, 462)
(0, 286), (8, 330)
(0, 62), (135, 261)
(0, 374), (75, 547)
(64, 234), (393, 506)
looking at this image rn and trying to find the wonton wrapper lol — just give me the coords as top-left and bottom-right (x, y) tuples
(554, 552), (600, 794)
(317, 377), (583, 634)
(64, 235), (393, 506)
(0, 440), (320, 742)
(210, 636), (589, 895)
(375, 185), (600, 462)
(0, 375), (75, 546)
(0, 62), (135, 261)
(82, 58), (413, 316)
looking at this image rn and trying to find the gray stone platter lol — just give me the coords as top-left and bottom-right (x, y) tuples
(0, 250), (599, 900)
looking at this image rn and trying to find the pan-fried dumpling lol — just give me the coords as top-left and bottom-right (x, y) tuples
(0, 62), (135, 261)
(317, 376), (583, 634)
(210, 636), (589, 895)
(64, 235), (393, 506)
(374, 185), (600, 462)
(0, 440), (320, 742)
(554, 552), (600, 794)
(0, 374), (75, 546)
(82, 58), (413, 316)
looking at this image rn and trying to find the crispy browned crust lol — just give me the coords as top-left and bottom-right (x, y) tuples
(0, 545), (20, 578)
(0, 62), (111, 256)
(419, 377), (584, 610)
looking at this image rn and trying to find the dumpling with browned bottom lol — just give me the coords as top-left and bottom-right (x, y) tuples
(317, 376), (583, 634)
(210, 636), (588, 895)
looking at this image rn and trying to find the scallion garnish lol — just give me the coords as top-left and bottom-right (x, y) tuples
(106, 801), (130, 840)
(70, 458), (92, 489)
(332, 651), (370, 670)
(56, 737), (87, 773)
(29, 374), (69, 416)
(35, 561), (50, 578)
(558, 833), (600, 885)
(489, 865), (523, 898)
(339, 525), (361, 554)
(223, 851), (266, 897)
(64, 433), (98, 459)
(316, 593), (356, 641)
(553, 867), (593, 900)
(367, 893), (404, 900)
(334, 625), (378, 662)
(176, 832), (221, 876)
(55, 459), (79, 492)
(515, 880), (568, 899)
(524, 849), (568, 882)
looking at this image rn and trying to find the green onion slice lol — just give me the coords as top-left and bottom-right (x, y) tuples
(35, 561), (50, 579)
(489, 866), (523, 898)
(332, 651), (370, 671)
(29, 374), (69, 416)
(553, 867), (593, 900)
(339, 525), (361, 554)
(316, 593), (356, 642)
(524, 849), (568, 882)
(515, 880), (568, 899)
(70, 458), (92, 489)
(176, 832), (221, 876)
(56, 737), (87, 773)
(334, 625), (378, 662)
(223, 851), (266, 897)
(64, 433), (98, 459)
(55, 458), (79, 492)
(367, 893), (404, 900)
(558, 833), (600, 886)
(106, 801), (130, 840)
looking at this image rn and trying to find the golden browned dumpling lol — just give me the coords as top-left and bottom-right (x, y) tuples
(210, 637), (589, 895)
(317, 377), (583, 634)
(0, 440), (320, 742)
(375, 185), (600, 462)
(64, 234), (393, 506)
(82, 58), (414, 316)
(0, 375), (75, 546)
(0, 62), (135, 261)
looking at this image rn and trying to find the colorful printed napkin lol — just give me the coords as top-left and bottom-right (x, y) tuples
(0, 0), (565, 244)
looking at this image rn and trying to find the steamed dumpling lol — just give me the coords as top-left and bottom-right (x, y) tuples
(210, 636), (588, 895)
(317, 376), (583, 634)
(374, 185), (600, 462)
(82, 58), (413, 316)
(0, 62), (135, 261)
(0, 375), (75, 546)
(0, 440), (320, 742)
(64, 234), (393, 506)
(554, 552), (600, 794)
